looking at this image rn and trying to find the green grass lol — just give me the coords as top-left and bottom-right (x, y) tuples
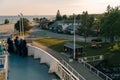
(33, 37), (120, 67)
(33, 37), (70, 52)
(25, 31), (30, 35)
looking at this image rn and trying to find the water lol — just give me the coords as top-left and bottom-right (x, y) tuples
(0, 15), (55, 24)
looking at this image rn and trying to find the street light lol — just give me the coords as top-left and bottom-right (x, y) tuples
(18, 15), (22, 36)
(73, 14), (76, 59)
(20, 13), (24, 39)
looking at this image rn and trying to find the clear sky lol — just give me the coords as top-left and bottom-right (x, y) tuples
(0, 0), (120, 15)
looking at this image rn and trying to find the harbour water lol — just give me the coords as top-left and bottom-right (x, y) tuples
(0, 15), (55, 24)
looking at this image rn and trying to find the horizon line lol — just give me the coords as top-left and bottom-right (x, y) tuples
(0, 13), (103, 16)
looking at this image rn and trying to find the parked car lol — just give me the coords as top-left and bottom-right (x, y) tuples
(91, 39), (102, 48)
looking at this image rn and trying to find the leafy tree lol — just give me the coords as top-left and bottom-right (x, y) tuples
(15, 18), (32, 33)
(106, 5), (111, 14)
(56, 10), (62, 21)
(33, 17), (39, 23)
(68, 15), (74, 20)
(91, 14), (104, 37)
(88, 15), (94, 28)
(76, 14), (81, 20)
(4, 19), (9, 24)
(100, 5), (120, 42)
(62, 14), (67, 20)
(81, 11), (89, 43)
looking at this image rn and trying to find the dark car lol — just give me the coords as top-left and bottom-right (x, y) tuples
(91, 39), (102, 42)
(91, 39), (102, 48)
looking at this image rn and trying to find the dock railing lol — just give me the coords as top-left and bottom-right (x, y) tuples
(78, 58), (112, 80)
(78, 55), (104, 62)
(61, 59), (86, 80)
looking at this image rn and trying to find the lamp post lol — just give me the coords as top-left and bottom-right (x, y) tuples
(73, 14), (76, 59)
(20, 13), (24, 39)
(18, 15), (22, 36)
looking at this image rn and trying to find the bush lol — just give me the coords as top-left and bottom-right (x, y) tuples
(110, 43), (120, 52)
(4, 19), (9, 24)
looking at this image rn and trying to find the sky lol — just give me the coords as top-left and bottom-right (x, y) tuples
(0, 0), (120, 15)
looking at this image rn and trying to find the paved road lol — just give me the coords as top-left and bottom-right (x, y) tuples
(28, 26), (98, 42)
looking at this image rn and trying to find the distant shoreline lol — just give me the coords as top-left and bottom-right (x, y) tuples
(0, 23), (14, 25)
(0, 15), (55, 24)
(0, 15), (55, 16)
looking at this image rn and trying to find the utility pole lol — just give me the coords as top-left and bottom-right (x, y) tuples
(73, 14), (76, 59)
(20, 13), (24, 39)
(18, 15), (22, 36)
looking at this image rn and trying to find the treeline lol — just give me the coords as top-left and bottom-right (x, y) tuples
(55, 10), (100, 21)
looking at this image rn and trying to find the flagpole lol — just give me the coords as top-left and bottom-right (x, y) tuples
(73, 14), (76, 59)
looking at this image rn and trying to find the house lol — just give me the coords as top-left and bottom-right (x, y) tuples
(49, 20), (81, 33)
(39, 17), (49, 29)
(49, 21), (60, 32)
(65, 24), (80, 34)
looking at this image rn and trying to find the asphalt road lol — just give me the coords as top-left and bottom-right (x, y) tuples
(28, 26), (97, 42)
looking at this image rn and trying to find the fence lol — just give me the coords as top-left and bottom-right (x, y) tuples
(78, 55), (104, 62)
(61, 60), (86, 80)
(79, 60), (112, 80)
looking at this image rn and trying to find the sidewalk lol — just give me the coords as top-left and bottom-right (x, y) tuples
(32, 41), (102, 80)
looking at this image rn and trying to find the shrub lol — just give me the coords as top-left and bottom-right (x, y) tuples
(4, 19), (9, 24)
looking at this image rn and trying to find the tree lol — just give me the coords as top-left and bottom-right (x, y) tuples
(62, 14), (67, 20)
(56, 10), (62, 21)
(15, 18), (32, 33)
(76, 14), (81, 20)
(88, 15), (94, 28)
(81, 11), (89, 43)
(106, 5), (111, 14)
(68, 15), (74, 20)
(4, 19), (9, 24)
(33, 17), (39, 23)
(100, 5), (120, 42)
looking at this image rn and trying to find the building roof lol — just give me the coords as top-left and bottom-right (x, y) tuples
(66, 24), (80, 30)
(49, 21), (60, 28)
(64, 43), (83, 49)
(63, 20), (81, 23)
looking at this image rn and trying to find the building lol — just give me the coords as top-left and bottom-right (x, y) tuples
(39, 17), (49, 29)
(49, 20), (81, 33)
(65, 24), (80, 34)
(63, 43), (83, 57)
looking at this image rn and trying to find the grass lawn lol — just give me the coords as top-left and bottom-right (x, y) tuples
(33, 37), (120, 67)
(25, 31), (30, 35)
(33, 37), (70, 52)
